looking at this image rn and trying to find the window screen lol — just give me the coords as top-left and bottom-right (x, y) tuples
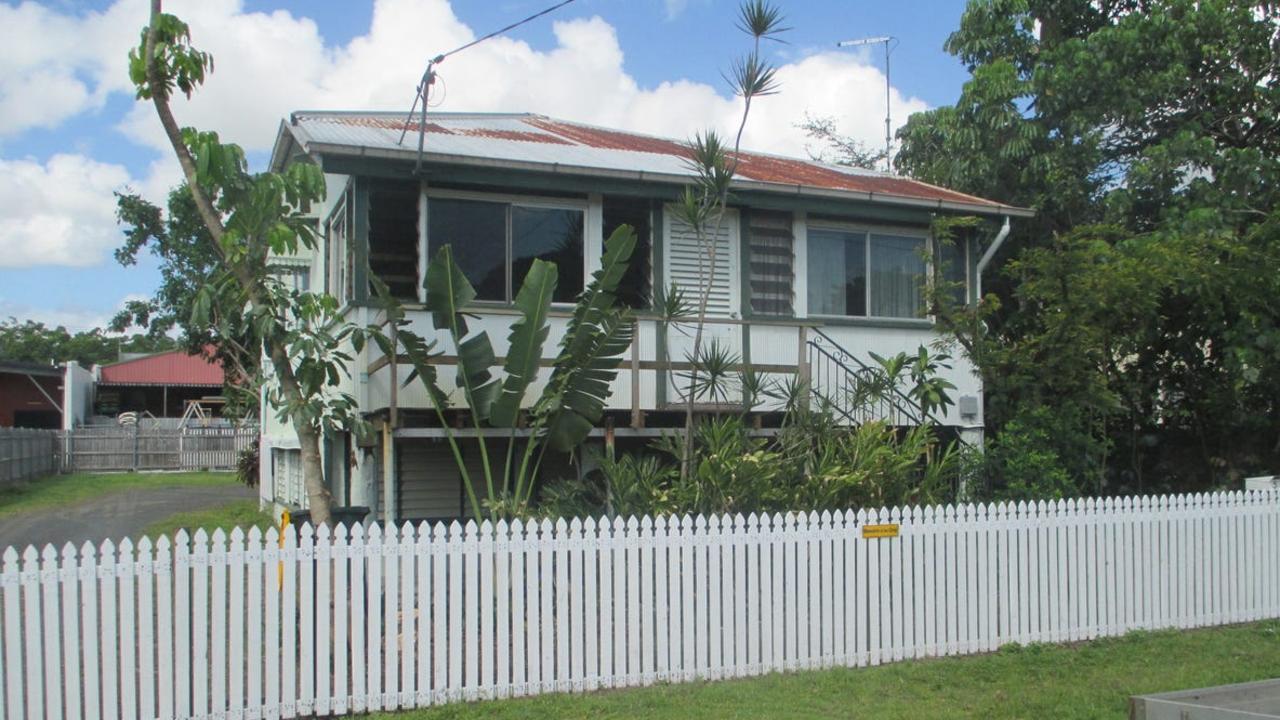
(602, 197), (652, 309)
(512, 206), (584, 303)
(427, 197), (507, 301)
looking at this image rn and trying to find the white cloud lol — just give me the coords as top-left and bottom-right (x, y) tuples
(36, 0), (925, 160)
(0, 0), (930, 269)
(0, 154), (133, 268)
(0, 293), (149, 333)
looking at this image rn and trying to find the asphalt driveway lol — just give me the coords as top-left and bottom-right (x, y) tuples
(0, 482), (256, 550)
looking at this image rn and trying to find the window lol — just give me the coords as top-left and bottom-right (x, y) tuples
(368, 180), (420, 301)
(747, 211), (794, 316)
(326, 198), (351, 301)
(602, 197), (652, 309)
(807, 227), (928, 319)
(271, 263), (310, 292)
(427, 196), (585, 303)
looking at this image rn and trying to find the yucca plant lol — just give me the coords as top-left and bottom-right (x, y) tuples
(377, 226), (638, 519)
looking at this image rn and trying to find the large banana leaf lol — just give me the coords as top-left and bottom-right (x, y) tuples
(489, 259), (558, 427)
(369, 275), (450, 409)
(424, 244), (499, 422)
(536, 226), (637, 451)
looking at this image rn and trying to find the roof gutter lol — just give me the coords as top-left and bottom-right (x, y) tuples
(975, 215), (1012, 300)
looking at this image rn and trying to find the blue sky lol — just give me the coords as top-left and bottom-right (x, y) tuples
(0, 0), (972, 332)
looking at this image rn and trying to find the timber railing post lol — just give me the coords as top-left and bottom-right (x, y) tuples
(631, 319), (643, 428)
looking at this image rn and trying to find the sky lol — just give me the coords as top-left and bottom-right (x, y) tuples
(0, 0), (974, 333)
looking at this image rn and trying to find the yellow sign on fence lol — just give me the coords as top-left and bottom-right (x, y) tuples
(862, 523), (900, 539)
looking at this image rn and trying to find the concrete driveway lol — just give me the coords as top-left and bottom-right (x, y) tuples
(0, 482), (257, 550)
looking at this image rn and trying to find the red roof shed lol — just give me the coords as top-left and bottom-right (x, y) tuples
(98, 350), (223, 387)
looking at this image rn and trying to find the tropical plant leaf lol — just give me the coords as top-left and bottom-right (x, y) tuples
(423, 245), (475, 337)
(423, 243), (498, 421)
(490, 259), (558, 427)
(535, 225), (638, 451)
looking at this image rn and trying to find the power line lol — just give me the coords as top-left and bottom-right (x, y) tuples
(397, 0), (579, 171)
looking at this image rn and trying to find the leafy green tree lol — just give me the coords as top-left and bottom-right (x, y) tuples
(797, 113), (887, 170)
(129, 5), (383, 524)
(901, 0), (1280, 492)
(0, 318), (174, 367)
(113, 186), (260, 416)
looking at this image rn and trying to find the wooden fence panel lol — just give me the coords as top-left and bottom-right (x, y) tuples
(52, 427), (255, 472)
(0, 428), (60, 486)
(1, 490), (1279, 719)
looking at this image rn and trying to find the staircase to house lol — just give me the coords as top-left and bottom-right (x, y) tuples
(805, 327), (937, 427)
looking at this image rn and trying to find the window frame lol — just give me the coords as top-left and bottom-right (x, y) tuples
(325, 194), (350, 303)
(805, 221), (934, 322)
(422, 188), (589, 307)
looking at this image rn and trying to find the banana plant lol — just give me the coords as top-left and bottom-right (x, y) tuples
(381, 225), (637, 519)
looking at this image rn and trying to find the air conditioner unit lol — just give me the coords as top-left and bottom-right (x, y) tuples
(1245, 475), (1279, 491)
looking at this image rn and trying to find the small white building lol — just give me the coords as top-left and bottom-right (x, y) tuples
(260, 112), (1031, 522)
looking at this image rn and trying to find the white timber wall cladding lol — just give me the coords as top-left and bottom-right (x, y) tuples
(1, 491), (1279, 718)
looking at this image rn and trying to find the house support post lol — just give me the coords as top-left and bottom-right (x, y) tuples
(630, 320), (643, 428)
(797, 325), (811, 410)
(382, 419), (396, 525)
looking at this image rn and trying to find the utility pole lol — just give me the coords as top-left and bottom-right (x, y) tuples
(836, 35), (897, 172)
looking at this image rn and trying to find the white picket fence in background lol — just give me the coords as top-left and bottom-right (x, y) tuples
(2, 490), (1279, 719)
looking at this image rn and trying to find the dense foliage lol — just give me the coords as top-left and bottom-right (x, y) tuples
(0, 318), (174, 367)
(897, 0), (1280, 496)
(114, 186), (260, 415)
(541, 413), (960, 519)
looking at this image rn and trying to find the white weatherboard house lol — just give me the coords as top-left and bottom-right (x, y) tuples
(260, 111), (1031, 522)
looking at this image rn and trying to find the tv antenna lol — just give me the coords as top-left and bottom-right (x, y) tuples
(836, 35), (898, 172)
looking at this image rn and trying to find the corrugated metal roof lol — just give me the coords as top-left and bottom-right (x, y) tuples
(98, 350), (223, 387)
(0, 361), (62, 377)
(281, 112), (1030, 216)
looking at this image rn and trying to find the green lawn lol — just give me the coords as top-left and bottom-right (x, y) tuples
(377, 621), (1280, 720)
(0, 471), (239, 518)
(143, 499), (275, 540)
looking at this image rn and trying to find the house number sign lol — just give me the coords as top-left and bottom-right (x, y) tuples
(861, 523), (900, 539)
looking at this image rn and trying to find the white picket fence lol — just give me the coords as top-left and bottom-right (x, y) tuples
(2, 490), (1279, 720)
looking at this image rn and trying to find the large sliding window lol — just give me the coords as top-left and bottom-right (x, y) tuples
(427, 195), (584, 303)
(807, 227), (928, 319)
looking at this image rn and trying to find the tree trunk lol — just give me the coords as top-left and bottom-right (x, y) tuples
(145, 0), (334, 525)
(296, 421), (330, 524)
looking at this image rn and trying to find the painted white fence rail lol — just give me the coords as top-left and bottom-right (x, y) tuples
(1, 490), (1278, 719)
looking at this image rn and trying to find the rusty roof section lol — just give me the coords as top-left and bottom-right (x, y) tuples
(283, 111), (1030, 214)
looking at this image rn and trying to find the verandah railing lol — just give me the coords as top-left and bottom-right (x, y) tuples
(1, 490), (1278, 719)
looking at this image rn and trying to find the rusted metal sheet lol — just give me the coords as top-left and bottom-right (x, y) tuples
(286, 111), (1018, 211)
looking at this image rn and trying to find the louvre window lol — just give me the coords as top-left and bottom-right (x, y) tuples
(747, 211), (794, 316)
(368, 180), (421, 301)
